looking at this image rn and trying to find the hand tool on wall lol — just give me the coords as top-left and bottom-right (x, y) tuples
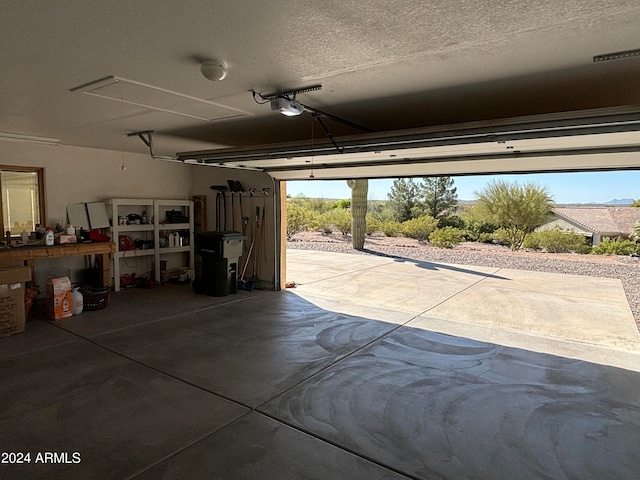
(247, 188), (256, 272)
(226, 180), (246, 232)
(260, 188), (269, 263)
(227, 180), (236, 230)
(252, 205), (261, 279)
(209, 185), (228, 231)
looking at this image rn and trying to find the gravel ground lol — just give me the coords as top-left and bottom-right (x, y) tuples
(288, 232), (640, 331)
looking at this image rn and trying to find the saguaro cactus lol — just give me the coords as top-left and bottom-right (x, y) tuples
(347, 179), (368, 250)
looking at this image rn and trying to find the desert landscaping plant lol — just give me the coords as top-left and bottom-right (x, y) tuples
(429, 226), (465, 248)
(365, 213), (380, 235)
(632, 221), (640, 241)
(286, 201), (320, 238)
(460, 204), (498, 241)
(348, 179), (368, 249)
(320, 208), (352, 236)
(523, 228), (588, 253)
(401, 215), (439, 243)
(592, 239), (640, 256)
(475, 180), (554, 251)
(380, 220), (403, 237)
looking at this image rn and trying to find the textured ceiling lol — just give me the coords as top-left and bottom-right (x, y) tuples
(1, 0), (639, 164)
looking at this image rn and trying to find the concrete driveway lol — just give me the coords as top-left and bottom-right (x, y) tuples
(286, 249), (640, 371)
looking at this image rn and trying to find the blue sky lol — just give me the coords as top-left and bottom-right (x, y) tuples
(286, 170), (640, 204)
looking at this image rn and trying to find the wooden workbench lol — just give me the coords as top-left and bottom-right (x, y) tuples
(0, 242), (115, 287)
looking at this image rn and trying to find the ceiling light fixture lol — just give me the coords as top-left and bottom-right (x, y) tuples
(200, 59), (228, 81)
(0, 131), (60, 145)
(270, 97), (305, 116)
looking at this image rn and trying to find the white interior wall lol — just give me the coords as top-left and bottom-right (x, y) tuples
(0, 140), (278, 291)
(189, 165), (278, 290)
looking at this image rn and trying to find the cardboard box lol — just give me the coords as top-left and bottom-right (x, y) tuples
(0, 266), (32, 338)
(46, 276), (73, 320)
(58, 234), (77, 244)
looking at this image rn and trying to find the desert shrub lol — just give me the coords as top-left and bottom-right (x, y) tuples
(477, 232), (494, 244)
(287, 202), (320, 238)
(430, 227), (465, 248)
(319, 208), (351, 236)
(368, 200), (396, 223)
(307, 197), (336, 213)
(592, 239), (640, 256)
(335, 199), (351, 209)
(365, 214), (380, 235)
(490, 228), (512, 246)
(437, 215), (465, 229)
(574, 244), (593, 254)
(460, 205), (498, 241)
(523, 228), (588, 253)
(632, 221), (640, 241)
(522, 232), (541, 250)
(318, 219), (334, 234)
(402, 215), (439, 243)
(380, 220), (403, 237)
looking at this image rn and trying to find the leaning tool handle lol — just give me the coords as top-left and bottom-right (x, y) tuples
(253, 205), (261, 277)
(240, 240), (254, 280)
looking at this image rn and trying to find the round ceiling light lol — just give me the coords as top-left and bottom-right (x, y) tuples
(200, 60), (228, 81)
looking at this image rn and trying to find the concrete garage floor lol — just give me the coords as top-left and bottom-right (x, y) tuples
(0, 251), (638, 479)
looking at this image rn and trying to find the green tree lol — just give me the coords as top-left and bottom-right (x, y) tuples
(387, 178), (419, 222)
(630, 198), (640, 207)
(416, 177), (458, 226)
(475, 180), (554, 251)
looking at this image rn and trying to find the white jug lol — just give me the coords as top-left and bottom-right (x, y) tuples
(72, 287), (83, 315)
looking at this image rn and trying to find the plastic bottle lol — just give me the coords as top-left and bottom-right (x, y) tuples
(35, 224), (46, 239)
(45, 227), (54, 246)
(71, 287), (83, 315)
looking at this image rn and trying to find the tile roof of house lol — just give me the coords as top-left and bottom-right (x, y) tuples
(552, 207), (640, 234)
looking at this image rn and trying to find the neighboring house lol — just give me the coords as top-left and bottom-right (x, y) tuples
(538, 207), (640, 245)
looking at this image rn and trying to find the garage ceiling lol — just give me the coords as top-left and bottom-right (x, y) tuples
(1, 1), (639, 177)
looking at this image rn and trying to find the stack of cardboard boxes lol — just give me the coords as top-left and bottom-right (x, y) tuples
(0, 266), (32, 338)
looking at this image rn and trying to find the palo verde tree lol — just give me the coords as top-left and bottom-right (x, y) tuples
(387, 178), (419, 222)
(416, 176), (458, 225)
(475, 180), (554, 251)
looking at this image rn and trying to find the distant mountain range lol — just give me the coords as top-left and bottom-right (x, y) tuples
(590, 199), (635, 205)
(457, 199), (636, 206)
